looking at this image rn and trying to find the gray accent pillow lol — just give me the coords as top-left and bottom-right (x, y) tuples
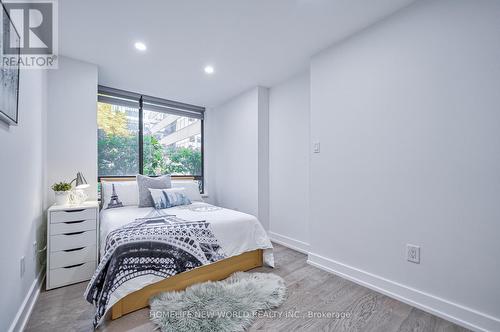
(137, 174), (172, 207)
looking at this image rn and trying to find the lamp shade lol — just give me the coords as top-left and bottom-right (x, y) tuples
(75, 172), (89, 189)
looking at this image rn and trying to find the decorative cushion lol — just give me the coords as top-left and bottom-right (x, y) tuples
(171, 180), (203, 202)
(137, 174), (172, 207)
(148, 188), (192, 209)
(101, 181), (139, 209)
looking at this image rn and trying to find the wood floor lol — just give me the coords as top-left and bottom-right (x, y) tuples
(25, 243), (469, 332)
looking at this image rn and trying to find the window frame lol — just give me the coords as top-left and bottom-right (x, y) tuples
(97, 87), (205, 193)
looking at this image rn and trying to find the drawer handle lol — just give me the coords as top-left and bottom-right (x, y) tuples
(64, 220), (85, 224)
(63, 263), (84, 269)
(63, 231), (85, 236)
(64, 247), (85, 252)
(65, 209), (85, 213)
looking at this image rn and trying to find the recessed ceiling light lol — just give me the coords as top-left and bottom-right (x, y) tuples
(204, 65), (215, 74)
(134, 42), (147, 51)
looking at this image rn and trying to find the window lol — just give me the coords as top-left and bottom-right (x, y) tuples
(97, 86), (205, 191)
(143, 110), (202, 176)
(97, 102), (139, 176)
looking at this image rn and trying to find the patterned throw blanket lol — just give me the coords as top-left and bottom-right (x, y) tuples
(84, 216), (227, 328)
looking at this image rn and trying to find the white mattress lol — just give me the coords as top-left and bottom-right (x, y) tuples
(99, 202), (274, 266)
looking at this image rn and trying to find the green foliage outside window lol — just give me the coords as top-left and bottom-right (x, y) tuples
(98, 132), (139, 175)
(143, 136), (202, 176)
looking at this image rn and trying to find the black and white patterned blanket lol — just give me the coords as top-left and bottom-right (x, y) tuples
(84, 215), (226, 328)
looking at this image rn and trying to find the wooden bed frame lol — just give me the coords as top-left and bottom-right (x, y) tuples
(101, 177), (264, 320)
(111, 249), (263, 319)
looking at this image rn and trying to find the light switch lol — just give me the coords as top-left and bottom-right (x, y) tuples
(313, 142), (320, 153)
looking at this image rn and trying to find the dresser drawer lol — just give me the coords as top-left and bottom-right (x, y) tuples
(50, 246), (96, 269)
(50, 230), (96, 252)
(51, 219), (96, 235)
(48, 261), (96, 289)
(51, 209), (96, 224)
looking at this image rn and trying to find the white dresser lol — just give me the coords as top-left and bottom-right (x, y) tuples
(46, 201), (99, 290)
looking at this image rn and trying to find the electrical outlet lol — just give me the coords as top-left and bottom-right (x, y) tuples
(313, 142), (320, 153)
(20, 256), (25, 278)
(33, 241), (37, 261)
(406, 244), (420, 264)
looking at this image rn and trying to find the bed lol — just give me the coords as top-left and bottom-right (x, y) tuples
(84, 178), (274, 328)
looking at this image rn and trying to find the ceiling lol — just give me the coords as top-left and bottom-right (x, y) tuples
(59, 0), (414, 107)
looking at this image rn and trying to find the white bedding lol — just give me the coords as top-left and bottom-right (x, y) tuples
(99, 202), (274, 266)
(94, 202), (274, 323)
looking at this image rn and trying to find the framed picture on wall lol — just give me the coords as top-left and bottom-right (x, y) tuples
(0, 0), (20, 125)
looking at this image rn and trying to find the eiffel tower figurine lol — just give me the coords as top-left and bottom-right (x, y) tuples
(107, 183), (123, 209)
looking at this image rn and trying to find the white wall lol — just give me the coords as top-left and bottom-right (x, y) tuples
(203, 111), (217, 206)
(0, 69), (47, 332)
(257, 87), (270, 231)
(308, 0), (500, 330)
(268, 72), (310, 251)
(0, 55), (97, 331)
(208, 87), (270, 229)
(47, 57), (98, 203)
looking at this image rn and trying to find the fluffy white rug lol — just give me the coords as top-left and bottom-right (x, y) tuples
(149, 272), (287, 332)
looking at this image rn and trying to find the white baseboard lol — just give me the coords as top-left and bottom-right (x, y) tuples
(307, 253), (499, 332)
(8, 271), (45, 332)
(268, 231), (310, 254)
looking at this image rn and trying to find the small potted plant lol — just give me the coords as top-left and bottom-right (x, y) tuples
(52, 182), (72, 205)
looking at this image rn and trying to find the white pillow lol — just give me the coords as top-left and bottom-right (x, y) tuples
(171, 180), (203, 202)
(101, 181), (139, 209)
(148, 187), (191, 209)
